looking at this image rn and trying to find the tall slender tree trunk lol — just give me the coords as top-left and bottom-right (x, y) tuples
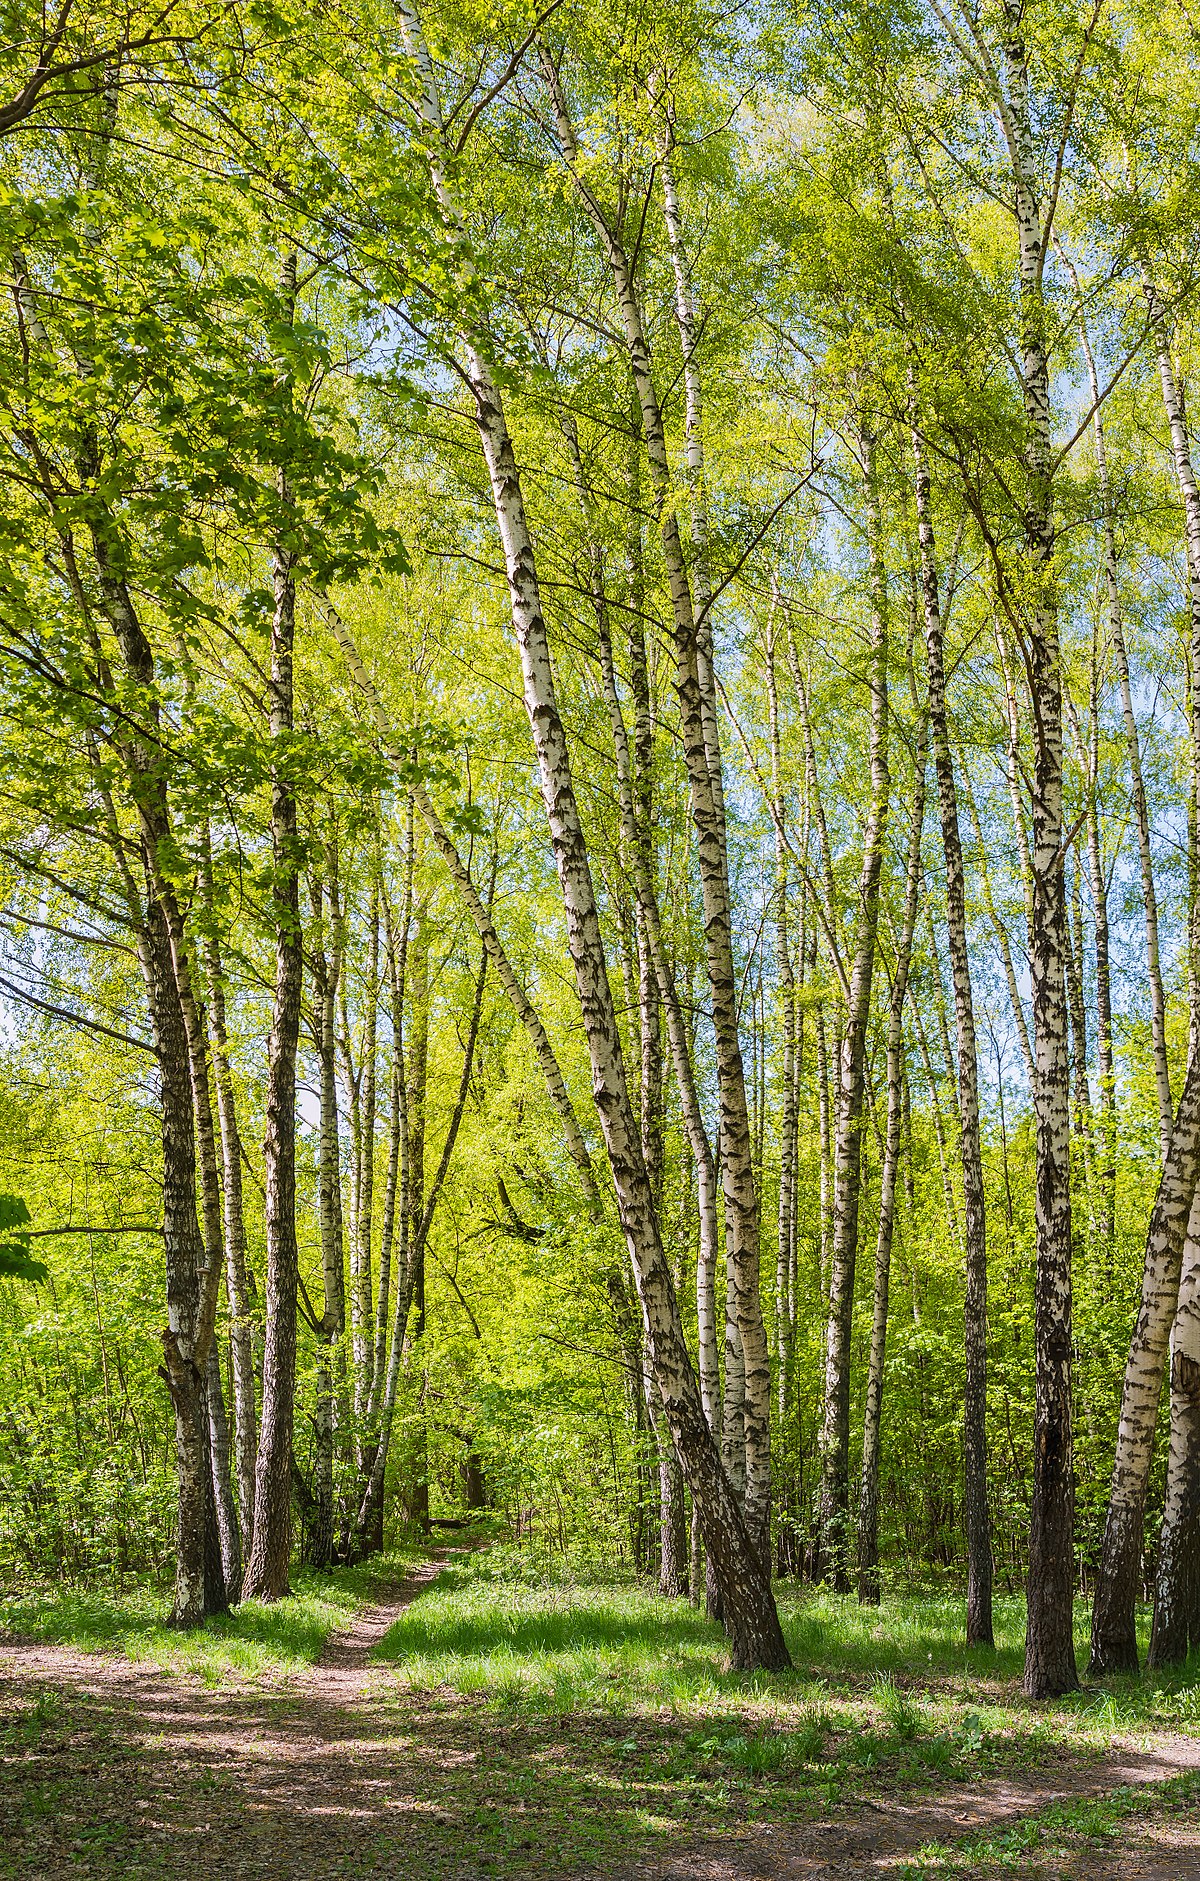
(347, 876), (379, 1435)
(406, 921), (430, 1533)
(571, 434), (722, 1465)
(819, 419), (890, 1591)
(1143, 272), (1200, 1012)
(767, 609), (798, 1432)
(308, 866), (345, 1568)
(359, 819), (413, 1553)
(959, 761), (1036, 1087)
(1000, 9), (1078, 1697)
(143, 901), (220, 1625)
(243, 252), (303, 1600)
(199, 844), (258, 1569)
(1058, 244), (1170, 1153)
(908, 982), (965, 1252)
(1065, 673), (1116, 1248)
(912, 414), (994, 1645)
(857, 724), (925, 1605)
(85, 525), (228, 1621)
(356, 935), (485, 1534)
(58, 95), (225, 1623)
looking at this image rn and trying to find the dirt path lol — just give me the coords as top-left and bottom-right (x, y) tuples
(628, 1739), (1200, 1878)
(4, 1560), (1200, 1879)
(310, 1550), (448, 1699)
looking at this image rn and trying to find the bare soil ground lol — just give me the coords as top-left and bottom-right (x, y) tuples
(3, 1557), (1200, 1880)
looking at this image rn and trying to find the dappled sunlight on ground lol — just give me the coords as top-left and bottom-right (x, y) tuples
(4, 1551), (1200, 1877)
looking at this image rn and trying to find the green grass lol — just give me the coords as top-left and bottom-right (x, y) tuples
(374, 1547), (1200, 1735)
(365, 1548), (1200, 1847)
(0, 1546), (422, 1684)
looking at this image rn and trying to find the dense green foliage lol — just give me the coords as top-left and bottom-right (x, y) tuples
(2, 0), (1200, 1694)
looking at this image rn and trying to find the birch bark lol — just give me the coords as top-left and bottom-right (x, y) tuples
(198, 842), (258, 1565)
(912, 416), (994, 1645)
(1000, 6), (1078, 1697)
(857, 726), (925, 1605)
(819, 420), (890, 1591)
(242, 255), (304, 1599)
(767, 611), (798, 1435)
(307, 865), (345, 1568)
(1143, 272), (1200, 1013)
(1056, 272), (1173, 1144)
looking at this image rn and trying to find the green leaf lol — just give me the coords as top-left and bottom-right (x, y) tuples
(0, 1196), (45, 1282)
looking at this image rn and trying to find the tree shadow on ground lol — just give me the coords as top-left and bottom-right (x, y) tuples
(4, 1637), (1200, 1881)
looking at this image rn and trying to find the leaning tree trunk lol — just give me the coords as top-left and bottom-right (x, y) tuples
(57, 100), (226, 1624)
(1090, 1049), (1200, 1671)
(243, 264), (304, 1600)
(568, 416), (725, 1594)
(912, 411), (994, 1646)
(819, 418), (890, 1593)
(142, 901), (221, 1625)
(391, 0), (787, 1669)
(592, 543), (722, 1433)
(542, 57), (772, 1562)
(1065, 676), (1115, 1247)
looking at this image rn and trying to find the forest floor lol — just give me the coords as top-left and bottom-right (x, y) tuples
(4, 1545), (1200, 1879)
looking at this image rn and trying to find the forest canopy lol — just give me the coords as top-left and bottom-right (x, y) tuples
(2, 0), (1199, 1702)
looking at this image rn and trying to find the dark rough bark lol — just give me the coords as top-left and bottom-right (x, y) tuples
(1149, 1189), (1200, 1668)
(1091, 1050), (1200, 1671)
(143, 902), (216, 1626)
(84, 520), (226, 1623)
(307, 867), (345, 1570)
(47, 93), (225, 1624)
